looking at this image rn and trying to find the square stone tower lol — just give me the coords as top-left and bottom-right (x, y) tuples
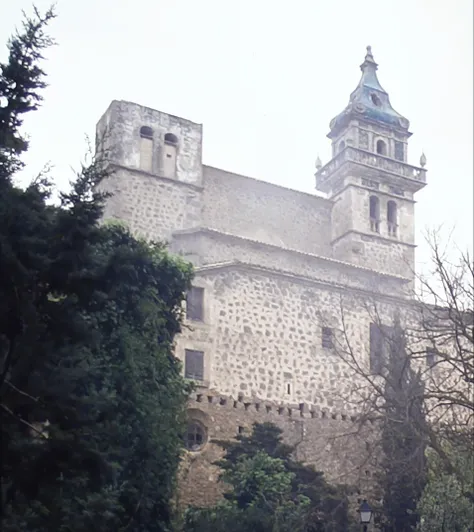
(95, 100), (203, 242)
(315, 46), (427, 280)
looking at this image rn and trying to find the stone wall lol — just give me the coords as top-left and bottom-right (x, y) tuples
(170, 228), (411, 298)
(98, 167), (202, 243)
(177, 390), (377, 510)
(175, 264), (410, 408)
(202, 166), (333, 256)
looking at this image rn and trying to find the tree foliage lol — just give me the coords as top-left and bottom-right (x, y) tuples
(1, 8), (193, 531)
(183, 423), (357, 532)
(377, 320), (427, 531)
(417, 446), (474, 532)
(328, 231), (473, 525)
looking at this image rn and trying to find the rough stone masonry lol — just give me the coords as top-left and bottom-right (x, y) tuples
(95, 46), (429, 507)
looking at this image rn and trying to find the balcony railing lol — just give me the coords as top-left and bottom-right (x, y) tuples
(370, 218), (380, 233)
(387, 222), (398, 238)
(316, 147), (427, 191)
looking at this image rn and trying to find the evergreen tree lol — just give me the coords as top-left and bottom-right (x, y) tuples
(379, 319), (427, 531)
(1, 8), (193, 531)
(184, 422), (357, 532)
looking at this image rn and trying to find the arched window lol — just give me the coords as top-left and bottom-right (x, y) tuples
(369, 195), (380, 233)
(376, 139), (387, 156)
(140, 126), (153, 139)
(185, 421), (207, 451)
(164, 132), (178, 146)
(139, 126), (153, 172)
(387, 200), (398, 237)
(338, 140), (346, 153)
(163, 132), (178, 178)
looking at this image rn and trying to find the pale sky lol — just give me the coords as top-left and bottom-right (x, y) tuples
(1, 0), (473, 272)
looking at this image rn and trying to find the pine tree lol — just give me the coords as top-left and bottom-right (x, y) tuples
(1, 8), (193, 531)
(379, 319), (427, 531)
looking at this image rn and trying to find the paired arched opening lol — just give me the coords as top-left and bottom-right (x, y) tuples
(369, 195), (380, 233)
(387, 200), (398, 237)
(138, 128), (179, 177)
(139, 126), (154, 172)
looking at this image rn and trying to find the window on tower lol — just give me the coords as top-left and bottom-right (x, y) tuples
(369, 195), (380, 233)
(387, 201), (398, 237)
(394, 141), (404, 161)
(163, 132), (178, 178)
(139, 126), (154, 172)
(376, 139), (387, 156)
(338, 140), (346, 153)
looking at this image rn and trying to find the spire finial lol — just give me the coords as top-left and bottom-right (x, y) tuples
(420, 151), (427, 167)
(361, 45), (377, 71)
(315, 155), (322, 170)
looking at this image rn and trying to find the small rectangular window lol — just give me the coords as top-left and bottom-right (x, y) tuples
(185, 349), (204, 381)
(426, 348), (436, 368)
(186, 287), (204, 321)
(370, 323), (384, 374)
(322, 327), (333, 349)
(370, 323), (394, 374)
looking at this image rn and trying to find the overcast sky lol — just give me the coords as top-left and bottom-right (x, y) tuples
(1, 0), (473, 272)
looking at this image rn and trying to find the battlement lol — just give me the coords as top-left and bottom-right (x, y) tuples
(189, 388), (366, 423)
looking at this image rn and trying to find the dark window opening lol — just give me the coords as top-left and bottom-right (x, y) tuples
(164, 132), (178, 145)
(387, 200), (398, 237)
(376, 139), (387, 155)
(394, 141), (404, 161)
(369, 323), (393, 374)
(287, 383), (292, 395)
(426, 348), (437, 368)
(185, 349), (204, 381)
(187, 287), (204, 321)
(322, 327), (333, 349)
(369, 195), (380, 233)
(238, 426), (244, 434)
(140, 126), (153, 139)
(185, 421), (206, 451)
(371, 93), (382, 107)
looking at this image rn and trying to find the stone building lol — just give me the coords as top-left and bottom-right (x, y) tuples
(95, 47), (428, 506)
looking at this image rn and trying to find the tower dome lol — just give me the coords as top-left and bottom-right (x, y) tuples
(328, 46), (411, 139)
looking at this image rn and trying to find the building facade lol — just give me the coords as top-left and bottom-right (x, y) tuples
(95, 47), (428, 506)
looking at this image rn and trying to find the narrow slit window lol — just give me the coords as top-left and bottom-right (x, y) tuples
(139, 126), (153, 172)
(387, 201), (398, 237)
(369, 195), (380, 233)
(163, 132), (178, 178)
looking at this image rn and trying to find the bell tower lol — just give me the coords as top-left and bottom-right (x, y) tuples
(315, 46), (427, 281)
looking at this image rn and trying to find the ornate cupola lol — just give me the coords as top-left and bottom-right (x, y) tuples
(314, 47), (427, 282)
(328, 46), (411, 146)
